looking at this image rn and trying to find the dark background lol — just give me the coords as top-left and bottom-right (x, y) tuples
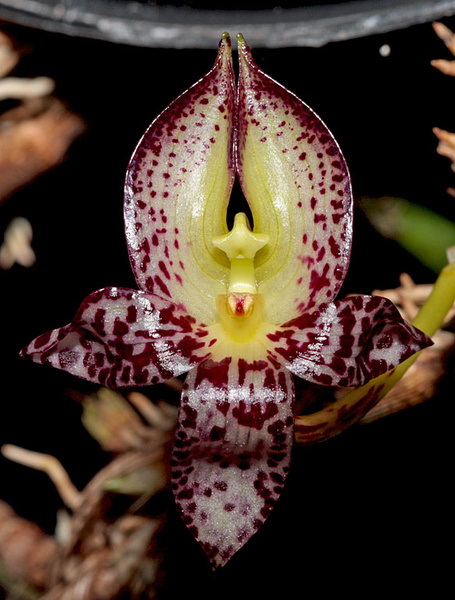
(0, 8), (453, 598)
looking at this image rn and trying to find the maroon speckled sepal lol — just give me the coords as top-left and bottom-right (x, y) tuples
(171, 356), (294, 568)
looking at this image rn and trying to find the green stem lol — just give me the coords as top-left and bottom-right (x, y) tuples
(412, 259), (455, 335)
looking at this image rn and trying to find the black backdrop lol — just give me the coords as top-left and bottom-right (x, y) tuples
(0, 12), (453, 598)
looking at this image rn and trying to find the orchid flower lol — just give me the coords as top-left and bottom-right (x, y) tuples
(21, 33), (432, 569)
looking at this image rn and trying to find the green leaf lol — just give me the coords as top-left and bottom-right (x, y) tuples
(359, 196), (455, 272)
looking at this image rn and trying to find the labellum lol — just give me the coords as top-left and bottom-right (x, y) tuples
(21, 33), (432, 569)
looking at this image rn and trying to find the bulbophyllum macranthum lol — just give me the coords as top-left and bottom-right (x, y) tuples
(21, 33), (432, 569)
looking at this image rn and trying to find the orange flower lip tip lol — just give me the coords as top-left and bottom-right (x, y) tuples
(227, 293), (254, 318)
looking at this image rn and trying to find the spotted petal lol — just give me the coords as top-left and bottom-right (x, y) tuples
(124, 33), (236, 324)
(268, 295), (432, 387)
(20, 287), (212, 387)
(171, 355), (294, 569)
(236, 36), (352, 324)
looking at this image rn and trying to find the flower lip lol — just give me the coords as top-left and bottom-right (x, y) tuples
(212, 293), (270, 346)
(227, 293), (254, 317)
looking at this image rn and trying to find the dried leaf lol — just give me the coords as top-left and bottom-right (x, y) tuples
(0, 98), (85, 202)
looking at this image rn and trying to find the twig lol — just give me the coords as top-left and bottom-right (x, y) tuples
(433, 21), (455, 55)
(0, 76), (54, 100)
(1, 445), (81, 511)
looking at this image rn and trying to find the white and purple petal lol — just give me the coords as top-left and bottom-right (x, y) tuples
(21, 287), (212, 388)
(268, 295), (432, 387)
(124, 33), (236, 324)
(171, 355), (294, 569)
(236, 35), (353, 324)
